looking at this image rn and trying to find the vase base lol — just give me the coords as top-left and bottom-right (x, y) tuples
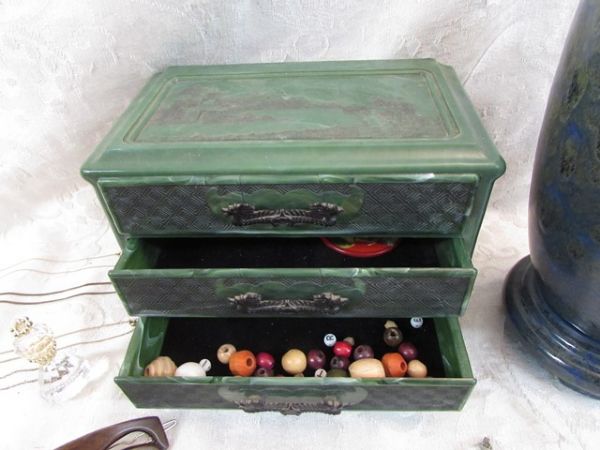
(504, 256), (600, 399)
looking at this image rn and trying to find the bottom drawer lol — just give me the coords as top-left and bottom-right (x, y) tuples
(116, 317), (475, 413)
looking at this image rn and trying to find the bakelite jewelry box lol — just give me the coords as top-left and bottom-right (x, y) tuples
(82, 60), (505, 413)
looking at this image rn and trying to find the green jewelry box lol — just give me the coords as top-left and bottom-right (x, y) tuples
(81, 59), (504, 412)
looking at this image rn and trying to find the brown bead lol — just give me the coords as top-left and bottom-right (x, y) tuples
(144, 356), (177, 377)
(281, 349), (307, 375)
(381, 353), (408, 377)
(407, 359), (428, 378)
(217, 343), (237, 364)
(348, 358), (385, 378)
(229, 350), (256, 377)
(383, 327), (403, 347)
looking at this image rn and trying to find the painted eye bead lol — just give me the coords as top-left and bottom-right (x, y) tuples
(256, 352), (275, 370)
(407, 359), (428, 378)
(323, 333), (337, 347)
(410, 317), (424, 329)
(383, 327), (403, 347)
(307, 349), (326, 370)
(353, 344), (374, 360)
(330, 356), (350, 370)
(398, 342), (418, 361)
(333, 341), (353, 358)
(348, 358), (385, 378)
(381, 353), (408, 377)
(254, 367), (274, 377)
(281, 349), (307, 375)
(144, 356), (177, 377)
(229, 350), (257, 377)
(217, 344), (237, 364)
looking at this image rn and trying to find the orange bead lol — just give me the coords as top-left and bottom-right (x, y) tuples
(381, 353), (408, 377)
(228, 350), (256, 377)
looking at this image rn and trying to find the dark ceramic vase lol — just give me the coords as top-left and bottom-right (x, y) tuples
(505, 0), (600, 398)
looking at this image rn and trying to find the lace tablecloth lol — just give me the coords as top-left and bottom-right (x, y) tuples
(1, 1), (598, 449)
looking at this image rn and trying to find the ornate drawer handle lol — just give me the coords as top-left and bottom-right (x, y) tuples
(222, 202), (343, 227)
(236, 395), (343, 415)
(229, 292), (348, 314)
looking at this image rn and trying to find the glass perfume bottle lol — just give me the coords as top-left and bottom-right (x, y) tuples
(11, 317), (91, 402)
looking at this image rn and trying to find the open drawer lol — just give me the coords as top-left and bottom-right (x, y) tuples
(110, 237), (476, 318)
(116, 316), (475, 412)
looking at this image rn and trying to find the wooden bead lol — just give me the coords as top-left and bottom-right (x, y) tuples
(407, 359), (428, 378)
(381, 353), (407, 377)
(330, 356), (349, 370)
(349, 358), (385, 378)
(383, 327), (403, 347)
(343, 336), (355, 346)
(217, 344), (236, 364)
(398, 342), (418, 361)
(256, 352), (275, 370)
(384, 320), (398, 329)
(333, 341), (352, 358)
(353, 344), (374, 360)
(254, 367), (274, 377)
(144, 356), (177, 377)
(229, 350), (256, 377)
(307, 349), (326, 370)
(281, 349), (307, 375)
(175, 361), (208, 377)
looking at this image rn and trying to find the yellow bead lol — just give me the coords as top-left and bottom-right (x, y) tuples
(217, 343), (237, 364)
(407, 359), (428, 378)
(348, 358), (385, 378)
(281, 349), (307, 375)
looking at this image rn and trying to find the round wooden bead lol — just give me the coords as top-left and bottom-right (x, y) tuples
(327, 368), (348, 377)
(398, 342), (418, 361)
(333, 341), (352, 358)
(383, 327), (403, 347)
(353, 344), (374, 360)
(256, 352), (275, 370)
(323, 333), (337, 347)
(254, 367), (274, 377)
(281, 349), (307, 375)
(381, 353), (408, 377)
(175, 362), (207, 377)
(343, 336), (355, 346)
(407, 359), (428, 378)
(217, 343), (236, 364)
(144, 356), (177, 377)
(330, 356), (350, 370)
(307, 349), (326, 370)
(384, 320), (398, 329)
(348, 358), (385, 378)
(229, 350), (256, 377)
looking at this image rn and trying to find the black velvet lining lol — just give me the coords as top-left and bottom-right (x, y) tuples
(148, 237), (442, 269)
(160, 317), (446, 378)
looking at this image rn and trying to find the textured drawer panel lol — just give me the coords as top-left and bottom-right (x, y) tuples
(101, 181), (475, 236)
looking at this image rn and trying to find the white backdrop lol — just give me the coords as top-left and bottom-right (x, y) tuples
(2, 1), (599, 449)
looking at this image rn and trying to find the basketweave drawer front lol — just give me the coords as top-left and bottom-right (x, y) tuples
(109, 237), (476, 318)
(99, 176), (477, 237)
(116, 316), (475, 412)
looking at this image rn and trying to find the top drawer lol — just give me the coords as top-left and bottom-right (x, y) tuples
(98, 175), (477, 238)
(81, 60), (505, 247)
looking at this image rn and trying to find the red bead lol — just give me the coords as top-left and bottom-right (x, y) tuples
(307, 349), (326, 370)
(333, 341), (353, 358)
(398, 342), (418, 361)
(256, 352), (275, 370)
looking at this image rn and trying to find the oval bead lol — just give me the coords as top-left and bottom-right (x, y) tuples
(307, 349), (326, 370)
(217, 343), (237, 364)
(175, 362), (207, 377)
(229, 350), (256, 377)
(348, 358), (386, 378)
(407, 359), (428, 378)
(353, 344), (374, 360)
(281, 349), (307, 375)
(256, 352), (275, 370)
(381, 353), (408, 377)
(144, 356), (177, 377)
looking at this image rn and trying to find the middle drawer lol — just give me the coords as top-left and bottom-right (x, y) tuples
(110, 237), (476, 318)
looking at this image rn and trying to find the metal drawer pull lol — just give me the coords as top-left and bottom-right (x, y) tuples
(236, 395), (343, 415)
(222, 202), (343, 226)
(229, 292), (348, 314)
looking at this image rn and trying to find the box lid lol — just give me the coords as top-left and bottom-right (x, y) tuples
(82, 59), (505, 179)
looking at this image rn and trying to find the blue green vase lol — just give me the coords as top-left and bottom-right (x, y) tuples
(505, 0), (600, 398)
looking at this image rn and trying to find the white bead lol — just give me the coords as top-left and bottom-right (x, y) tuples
(323, 333), (337, 347)
(410, 317), (423, 329)
(175, 362), (207, 377)
(315, 368), (327, 378)
(199, 359), (212, 372)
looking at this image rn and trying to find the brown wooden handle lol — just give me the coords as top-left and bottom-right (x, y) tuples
(54, 416), (168, 450)
(222, 202), (343, 226)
